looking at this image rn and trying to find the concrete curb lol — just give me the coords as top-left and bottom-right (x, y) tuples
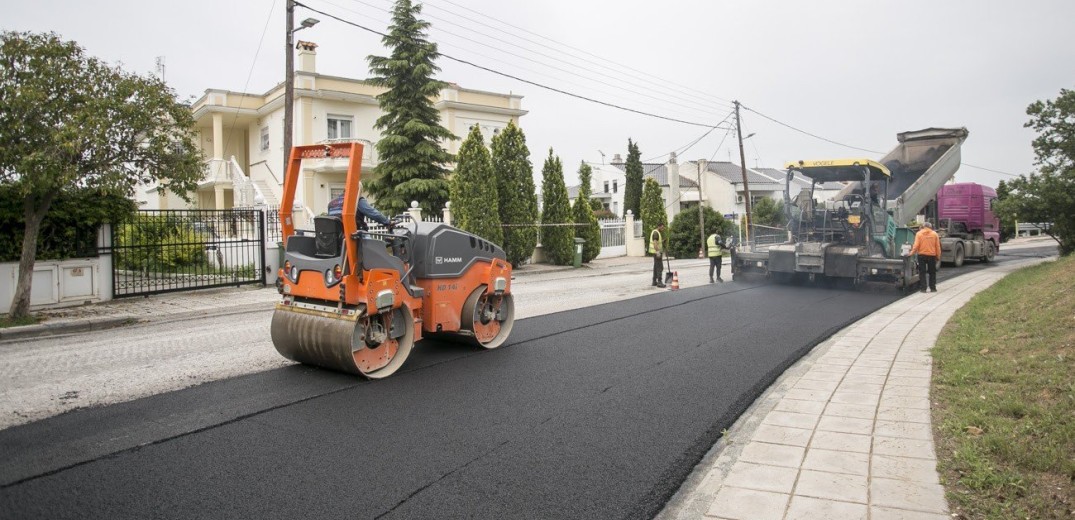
(0, 316), (136, 342)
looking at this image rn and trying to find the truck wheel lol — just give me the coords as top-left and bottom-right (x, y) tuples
(953, 243), (965, 267)
(982, 241), (996, 263)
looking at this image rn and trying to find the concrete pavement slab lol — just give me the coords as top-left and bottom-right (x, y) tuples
(659, 254), (1053, 520)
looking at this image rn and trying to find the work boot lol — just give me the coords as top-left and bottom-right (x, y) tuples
(656, 282), (666, 288)
(709, 278), (714, 284)
(920, 288), (927, 293)
(718, 277), (724, 282)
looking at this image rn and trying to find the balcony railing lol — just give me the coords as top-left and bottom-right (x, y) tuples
(317, 137), (376, 162)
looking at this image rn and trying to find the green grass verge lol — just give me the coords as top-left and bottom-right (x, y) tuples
(0, 315), (41, 328)
(932, 255), (1075, 519)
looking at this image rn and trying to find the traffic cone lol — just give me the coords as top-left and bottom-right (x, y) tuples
(670, 271), (680, 290)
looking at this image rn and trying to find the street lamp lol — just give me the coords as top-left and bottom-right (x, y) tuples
(284, 0), (319, 175)
(697, 158), (708, 258)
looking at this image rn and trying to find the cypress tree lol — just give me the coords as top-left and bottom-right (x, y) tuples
(540, 149), (574, 265)
(450, 125), (502, 244)
(491, 121), (538, 266)
(572, 162), (601, 263)
(623, 139), (644, 217)
(640, 177), (667, 256)
(365, 0), (455, 217)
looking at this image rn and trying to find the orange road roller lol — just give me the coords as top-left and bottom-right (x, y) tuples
(270, 143), (515, 378)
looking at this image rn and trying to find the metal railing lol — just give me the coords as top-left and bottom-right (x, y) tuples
(598, 218), (625, 248)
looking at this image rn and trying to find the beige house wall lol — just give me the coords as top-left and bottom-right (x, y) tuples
(174, 43), (525, 216)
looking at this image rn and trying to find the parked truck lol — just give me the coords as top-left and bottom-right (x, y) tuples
(731, 127), (975, 290)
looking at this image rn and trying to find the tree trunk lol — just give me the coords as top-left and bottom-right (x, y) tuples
(10, 194), (54, 319)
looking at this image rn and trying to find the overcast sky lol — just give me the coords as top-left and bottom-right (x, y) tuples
(6, 0), (1074, 188)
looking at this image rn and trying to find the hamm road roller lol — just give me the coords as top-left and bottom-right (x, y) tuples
(271, 143), (515, 378)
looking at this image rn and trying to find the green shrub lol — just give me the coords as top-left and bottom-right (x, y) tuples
(0, 185), (136, 262)
(115, 215), (207, 271)
(669, 206), (734, 259)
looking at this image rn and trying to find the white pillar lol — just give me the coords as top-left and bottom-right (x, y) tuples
(408, 201), (422, 223)
(625, 210), (646, 257)
(442, 201), (452, 225)
(212, 113), (224, 160)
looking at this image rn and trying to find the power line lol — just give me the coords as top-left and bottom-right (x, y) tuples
(708, 126), (737, 162)
(741, 105), (1024, 178)
(295, 1), (729, 128)
(416, 0), (734, 112)
(329, 0), (732, 117)
(223, 0), (279, 163)
(963, 163), (1021, 177)
(740, 104), (884, 155)
(426, 0), (736, 108)
(316, 0), (722, 122)
(643, 109), (737, 163)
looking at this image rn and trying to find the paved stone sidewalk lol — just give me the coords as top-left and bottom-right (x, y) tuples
(661, 257), (1048, 520)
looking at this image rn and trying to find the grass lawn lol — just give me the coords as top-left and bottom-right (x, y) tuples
(932, 255), (1075, 519)
(0, 314), (41, 328)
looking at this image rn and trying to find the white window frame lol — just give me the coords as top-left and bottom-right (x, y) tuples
(260, 126), (270, 152)
(327, 115), (353, 140)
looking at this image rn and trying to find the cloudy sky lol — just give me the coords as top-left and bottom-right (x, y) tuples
(6, 0), (1074, 188)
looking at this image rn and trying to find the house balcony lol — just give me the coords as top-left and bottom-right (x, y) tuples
(304, 138), (377, 173)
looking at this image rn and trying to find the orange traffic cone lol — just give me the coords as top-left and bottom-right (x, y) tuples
(670, 271), (680, 290)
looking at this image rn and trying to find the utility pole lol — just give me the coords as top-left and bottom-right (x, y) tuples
(697, 159), (707, 257)
(284, 0), (295, 177)
(735, 101), (753, 244)
(284, 2), (318, 179)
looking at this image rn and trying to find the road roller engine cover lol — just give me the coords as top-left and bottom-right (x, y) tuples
(270, 143), (515, 379)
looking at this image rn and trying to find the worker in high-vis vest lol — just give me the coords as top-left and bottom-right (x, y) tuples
(707, 232), (726, 283)
(650, 223), (666, 287)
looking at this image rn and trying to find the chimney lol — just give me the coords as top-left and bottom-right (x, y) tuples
(668, 151), (677, 164)
(611, 153), (623, 165)
(297, 40), (317, 73)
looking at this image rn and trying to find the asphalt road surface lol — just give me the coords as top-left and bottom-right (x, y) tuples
(0, 245), (1055, 519)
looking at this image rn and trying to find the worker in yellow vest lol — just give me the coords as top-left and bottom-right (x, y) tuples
(649, 223), (666, 288)
(707, 232), (726, 283)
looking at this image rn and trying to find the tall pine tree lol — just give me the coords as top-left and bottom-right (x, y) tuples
(623, 138), (644, 218)
(450, 125), (502, 243)
(540, 149), (574, 265)
(365, 0), (455, 217)
(572, 162), (601, 263)
(640, 177), (667, 256)
(491, 121), (538, 266)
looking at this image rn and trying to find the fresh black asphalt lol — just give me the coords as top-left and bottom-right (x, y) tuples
(0, 246), (1055, 519)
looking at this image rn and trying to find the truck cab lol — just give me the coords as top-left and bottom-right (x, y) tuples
(935, 183), (999, 265)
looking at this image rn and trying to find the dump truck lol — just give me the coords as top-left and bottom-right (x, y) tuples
(731, 127), (971, 290)
(270, 143), (515, 378)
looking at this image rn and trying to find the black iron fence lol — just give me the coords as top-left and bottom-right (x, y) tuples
(263, 204), (283, 244)
(108, 209), (265, 298)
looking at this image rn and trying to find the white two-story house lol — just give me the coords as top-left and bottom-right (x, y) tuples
(145, 40), (527, 223)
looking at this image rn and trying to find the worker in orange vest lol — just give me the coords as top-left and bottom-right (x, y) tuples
(906, 221), (942, 292)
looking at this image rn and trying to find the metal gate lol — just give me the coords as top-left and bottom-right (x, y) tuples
(109, 209), (266, 298)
